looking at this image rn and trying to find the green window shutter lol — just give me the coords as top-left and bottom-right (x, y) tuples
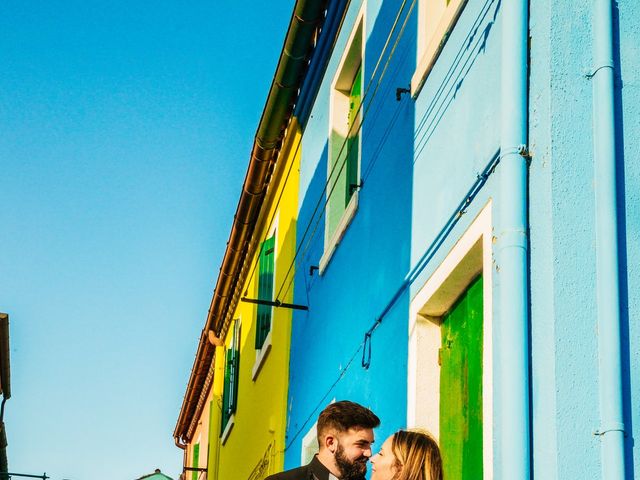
(192, 443), (200, 480)
(220, 320), (241, 436)
(228, 320), (240, 413)
(346, 66), (362, 204)
(439, 275), (483, 480)
(220, 351), (233, 435)
(231, 348), (240, 412)
(255, 235), (275, 349)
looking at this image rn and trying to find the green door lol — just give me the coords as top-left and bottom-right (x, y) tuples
(439, 275), (483, 480)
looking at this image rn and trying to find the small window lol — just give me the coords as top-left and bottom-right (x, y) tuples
(412, 0), (467, 95)
(221, 319), (240, 437)
(321, 12), (364, 272)
(255, 235), (275, 350)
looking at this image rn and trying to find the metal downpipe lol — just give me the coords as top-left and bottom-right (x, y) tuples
(498, 0), (530, 478)
(592, 0), (626, 478)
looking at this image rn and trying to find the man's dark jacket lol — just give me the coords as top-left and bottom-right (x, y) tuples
(265, 456), (333, 480)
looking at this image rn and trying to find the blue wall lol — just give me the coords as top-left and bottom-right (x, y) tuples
(528, 0), (639, 477)
(284, 0), (639, 476)
(286, 0), (416, 466)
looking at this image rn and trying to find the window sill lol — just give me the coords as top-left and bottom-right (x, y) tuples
(252, 330), (273, 381)
(319, 191), (359, 275)
(221, 414), (235, 445)
(411, 0), (468, 98)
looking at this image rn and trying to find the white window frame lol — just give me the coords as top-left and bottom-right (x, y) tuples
(320, 5), (366, 274)
(407, 201), (493, 478)
(411, 0), (468, 97)
(220, 414), (235, 445)
(301, 421), (319, 466)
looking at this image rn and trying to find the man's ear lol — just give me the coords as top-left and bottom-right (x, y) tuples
(324, 432), (337, 454)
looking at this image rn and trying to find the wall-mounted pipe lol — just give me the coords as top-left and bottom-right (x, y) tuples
(174, 0), (329, 447)
(498, 0), (530, 478)
(591, 0), (626, 478)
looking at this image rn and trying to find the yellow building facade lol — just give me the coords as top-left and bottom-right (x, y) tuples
(210, 122), (300, 480)
(178, 121), (301, 480)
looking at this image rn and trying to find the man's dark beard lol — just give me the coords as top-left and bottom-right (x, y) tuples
(334, 442), (368, 480)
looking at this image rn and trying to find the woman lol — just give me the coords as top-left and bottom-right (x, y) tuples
(370, 429), (443, 480)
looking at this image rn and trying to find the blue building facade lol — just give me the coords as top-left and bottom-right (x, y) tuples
(283, 0), (638, 478)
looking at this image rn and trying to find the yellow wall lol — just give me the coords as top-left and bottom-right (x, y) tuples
(205, 120), (301, 480)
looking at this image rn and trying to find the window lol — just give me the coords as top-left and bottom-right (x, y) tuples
(221, 319), (240, 441)
(255, 235), (275, 350)
(411, 0), (467, 95)
(301, 422), (319, 466)
(407, 203), (493, 478)
(321, 12), (364, 272)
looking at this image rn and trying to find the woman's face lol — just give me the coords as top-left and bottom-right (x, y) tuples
(370, 435), (400, 480)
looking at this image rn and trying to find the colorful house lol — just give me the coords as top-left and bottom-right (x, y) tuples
(175, 0), (639, 479)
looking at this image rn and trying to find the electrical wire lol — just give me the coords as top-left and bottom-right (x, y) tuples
(239, 0), (413, 300)
(275, 0), (418, 303)
(279, 0), (497, 302)
(284, 150), (501, 447)
(413, 0), (498, 159)
(283, 341), (365, 451)
(273, 0), (416, 304)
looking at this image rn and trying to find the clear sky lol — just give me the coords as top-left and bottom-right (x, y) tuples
(0, 1), (295, 479)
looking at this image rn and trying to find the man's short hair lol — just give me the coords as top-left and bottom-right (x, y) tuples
(317, 400), (380, 444)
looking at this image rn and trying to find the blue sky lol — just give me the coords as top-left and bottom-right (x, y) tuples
(0, 1), (295, 478)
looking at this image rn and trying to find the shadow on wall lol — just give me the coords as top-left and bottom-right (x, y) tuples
(414, 0), (501, 161)
(294, 141), (328, 305)
(611, 1), (635, 477)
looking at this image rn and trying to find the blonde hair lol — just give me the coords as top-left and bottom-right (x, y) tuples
(391, 429), (443, 480)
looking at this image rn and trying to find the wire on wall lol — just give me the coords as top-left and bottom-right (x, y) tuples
(285, 149), (501, 447)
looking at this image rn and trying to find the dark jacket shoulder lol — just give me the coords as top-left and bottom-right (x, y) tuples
(265, 456), (330, 480)
(264, 464), (313, 480)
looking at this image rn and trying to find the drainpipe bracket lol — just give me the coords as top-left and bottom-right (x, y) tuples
(584, 63), (614, 79)
(593, 422), (627, 437)
(500, 144), (531, 162)
(517, 144), (532, 162)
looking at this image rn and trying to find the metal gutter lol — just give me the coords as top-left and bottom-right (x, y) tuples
(174, 0), (330, 447)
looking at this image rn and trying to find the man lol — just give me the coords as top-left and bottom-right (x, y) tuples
(266, 400), (380, 480)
